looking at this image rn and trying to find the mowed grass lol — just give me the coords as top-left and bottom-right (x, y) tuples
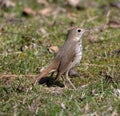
(0, 0), (120, 115)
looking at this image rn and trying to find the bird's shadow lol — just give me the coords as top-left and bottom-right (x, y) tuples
(38, 77), (64, 87)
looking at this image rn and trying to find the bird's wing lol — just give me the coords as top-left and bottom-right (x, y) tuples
(57, 45), (76, 74)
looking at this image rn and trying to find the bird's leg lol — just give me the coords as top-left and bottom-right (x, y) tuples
(66, 71), (76, 90)
(61, 75), (68, 89)
(54, 72), (61, 82)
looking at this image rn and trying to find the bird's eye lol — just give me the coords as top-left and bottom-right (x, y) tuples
(77, 29), (81, 32)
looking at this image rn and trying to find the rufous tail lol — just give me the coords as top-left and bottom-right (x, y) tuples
(33, 62), (57, 85)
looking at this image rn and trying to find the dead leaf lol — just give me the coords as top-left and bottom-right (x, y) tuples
(48, 45), (59, 54)
(108, 20), (120, 28)
(37, 0), (48, 6)
(38, 6), (65, 16)
(38, 7), (53, 16)
(111, 110), (119, 116)
(22, 7), (36, 16)
(66, 11), (77, 19)
(38, 28), (47, 35)
(67, 0), (80, 7)
(0, 0), (15, 8)
(67, 0), (98, 9)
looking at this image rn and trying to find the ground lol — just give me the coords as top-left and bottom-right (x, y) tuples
(0, 0), (120, 115)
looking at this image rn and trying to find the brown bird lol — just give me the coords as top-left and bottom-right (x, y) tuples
(33, 27), (87, 89)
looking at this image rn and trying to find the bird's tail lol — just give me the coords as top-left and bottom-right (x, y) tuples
(33, 62), (58, 85)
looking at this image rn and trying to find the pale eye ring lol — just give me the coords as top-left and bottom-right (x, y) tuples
(77, 29), (81, 32)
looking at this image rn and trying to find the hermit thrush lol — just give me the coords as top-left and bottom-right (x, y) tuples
(33, 27), (87, 89)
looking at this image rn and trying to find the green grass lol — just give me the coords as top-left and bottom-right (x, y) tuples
(0, 0), (120, 115)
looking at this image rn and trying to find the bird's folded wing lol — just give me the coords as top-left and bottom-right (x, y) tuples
(57, 48), (76, 74)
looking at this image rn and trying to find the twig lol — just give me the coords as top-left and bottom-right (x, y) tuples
(0, 74), (36, 78)
(0, 52), (23, 56)
(106, 10), (111, 24)
(87, 16), (98, 22)
(78, 80), (99, 89)
(1, 30), (35, 38)
(80, 63), (116, 67)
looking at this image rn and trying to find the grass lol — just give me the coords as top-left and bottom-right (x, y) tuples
(0, 0), (120, 115)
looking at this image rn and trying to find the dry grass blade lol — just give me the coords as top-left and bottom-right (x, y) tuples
(0, 74), (36, 78)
